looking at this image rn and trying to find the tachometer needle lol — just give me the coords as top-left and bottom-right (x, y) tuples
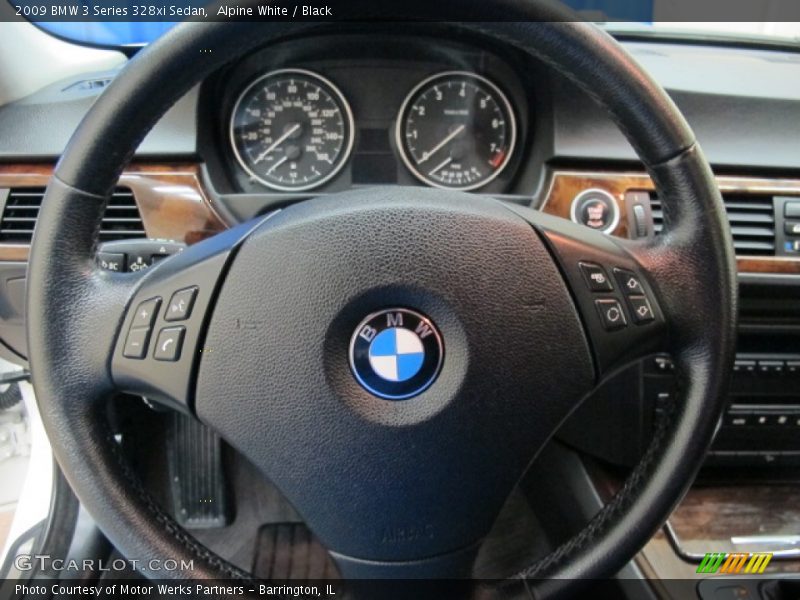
(428, 157), (452, 176)
(254, 123), (301, 164)
(419, 124), (465, 164)
(266, 155), (288, 174)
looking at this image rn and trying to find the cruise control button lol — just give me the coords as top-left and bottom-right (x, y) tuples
(154, 327), (185, 361)
(628, 295), (655, 324)
(578, 262), (613, 292)
(595, 298), (627, 331)
(613, 268), (643, 295)
(165, 287), (198, 322)
(131, 297), (160, 329)
(123, 328), (151, 359)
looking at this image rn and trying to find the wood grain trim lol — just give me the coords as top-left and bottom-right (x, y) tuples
(0, 163), (228, 261)
(637, 485), (800, 580)
(543, 170), (800, 275)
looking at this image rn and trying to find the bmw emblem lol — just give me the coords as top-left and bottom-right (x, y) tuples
(349, 308), (444, 400)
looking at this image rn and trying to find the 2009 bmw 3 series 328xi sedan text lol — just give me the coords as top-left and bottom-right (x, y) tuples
(0, 1), (799, 598)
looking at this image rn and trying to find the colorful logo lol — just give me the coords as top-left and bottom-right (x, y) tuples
(696, 552), (773, 575)
(349, 308), (443, 400)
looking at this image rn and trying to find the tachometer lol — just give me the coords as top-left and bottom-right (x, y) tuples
(230, 69), (354, 191)
(396, 71), (516, 190)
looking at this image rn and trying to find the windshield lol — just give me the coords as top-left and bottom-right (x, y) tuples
(20, 2), (800, 48)
(607, 22), (800, 44)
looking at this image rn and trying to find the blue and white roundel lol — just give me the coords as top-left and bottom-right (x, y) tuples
(349, 308), (444, 400)
(368, 328), (425, 382)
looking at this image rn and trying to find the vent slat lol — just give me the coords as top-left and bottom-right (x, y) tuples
(99, 229), (147, 235)
(648, 191), (775, 257)
(734, 240), (775, 251)
(1, 187), (145, 243)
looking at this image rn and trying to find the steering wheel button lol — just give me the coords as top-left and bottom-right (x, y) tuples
(628, 295), (655, 324)
(595, 298), (627, 331)
(165, 287), (197, 322)
(123, 328), (151, 359)
(97, 251), (126, 272)
(131, 297), (161, 329)
(154, 327), (185, 361)
(613, 268), (643, 295)
(578, 262), (613, 292)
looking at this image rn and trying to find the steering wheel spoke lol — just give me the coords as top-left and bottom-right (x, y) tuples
(507, 205), (669, 377)
(111, 217), (272, 411)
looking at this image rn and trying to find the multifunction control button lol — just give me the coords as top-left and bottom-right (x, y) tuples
(613, 268), (643, 295)
(131, 298), (160, 329)
(154, 327), (186, 362)
(628, 295), (655, 324)
(579, 262), (613, 292)
(122, 297), (161, 359)
(165, 287), (198, 322)
(123, 328), (151, 359)
(595, 298), (627, 331)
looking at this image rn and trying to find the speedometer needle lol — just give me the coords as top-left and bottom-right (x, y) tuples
(419, 125), (465, 164)
(254, 123), (301, 164)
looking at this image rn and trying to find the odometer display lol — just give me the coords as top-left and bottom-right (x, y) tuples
(396, 71), (516, 190)
(230, 69), (354, 191)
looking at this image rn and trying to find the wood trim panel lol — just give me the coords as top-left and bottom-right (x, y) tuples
(3, 164), (800, 276)
(543, 170), (800, 275)
(637, 485), (800, 582)
(0, 163), (227, 261)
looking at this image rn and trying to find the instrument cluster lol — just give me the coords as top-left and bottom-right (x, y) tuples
(216, 36), (532, 196)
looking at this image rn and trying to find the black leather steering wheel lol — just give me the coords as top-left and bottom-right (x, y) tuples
(27, 4), (737, 598)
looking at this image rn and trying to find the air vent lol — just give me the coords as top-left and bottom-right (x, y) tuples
(0, 187), (45, 242)
(99, 188), (146, 241)
(650, 192), (775, 256)
(0, 187), (145, 243)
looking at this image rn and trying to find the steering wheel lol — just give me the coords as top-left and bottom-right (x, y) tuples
(27, 4), (737, 598)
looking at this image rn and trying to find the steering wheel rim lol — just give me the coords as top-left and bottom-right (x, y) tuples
(27, 5), (737, 598)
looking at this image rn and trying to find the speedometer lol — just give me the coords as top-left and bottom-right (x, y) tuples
(396, 71), (516, 190)
(230, 69), (354, 191)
